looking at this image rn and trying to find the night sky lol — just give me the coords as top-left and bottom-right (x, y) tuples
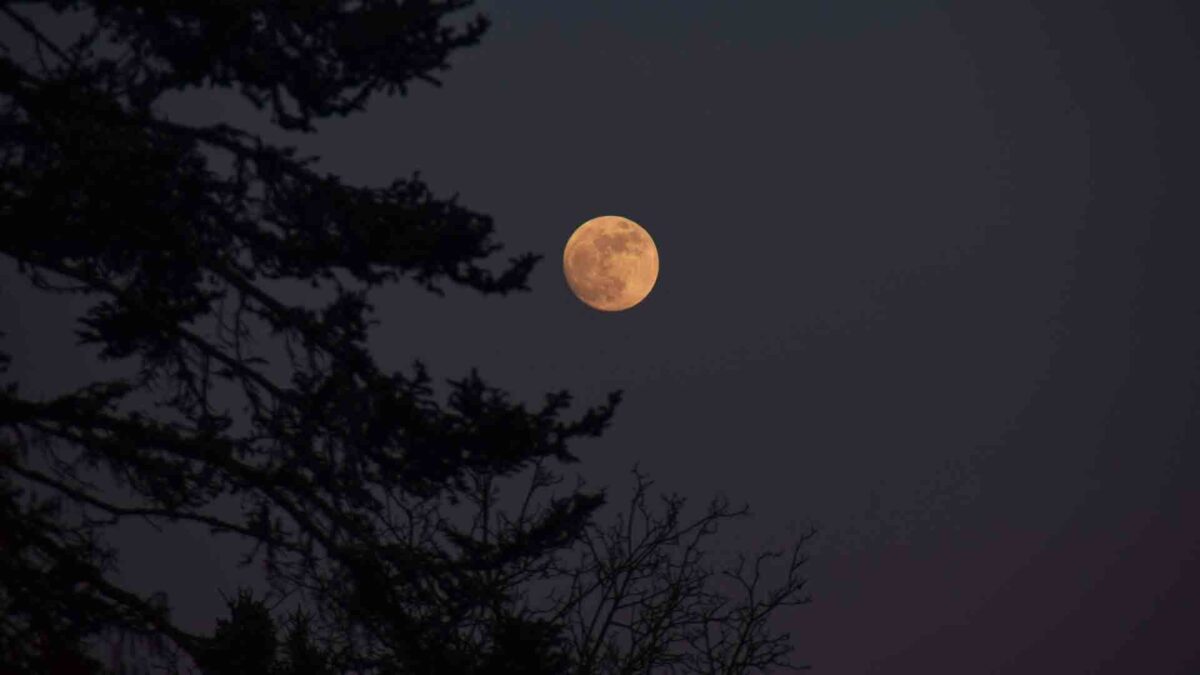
(4, 1), (1200, 671)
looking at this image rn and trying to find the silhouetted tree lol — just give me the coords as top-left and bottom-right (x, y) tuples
(545, 469), (814, 673)
(0, 2), (812, 673)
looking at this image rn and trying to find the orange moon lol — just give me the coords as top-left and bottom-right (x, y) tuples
(563, 215), (659, 311)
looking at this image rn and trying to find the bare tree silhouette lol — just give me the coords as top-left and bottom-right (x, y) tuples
(549, 469), (814, 673)
(0, 2), (813, 673)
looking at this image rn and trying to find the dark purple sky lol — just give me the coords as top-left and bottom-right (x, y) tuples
(3, 1), (1199, 671)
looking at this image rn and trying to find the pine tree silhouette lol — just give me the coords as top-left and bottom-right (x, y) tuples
(0, 3), (812, 673)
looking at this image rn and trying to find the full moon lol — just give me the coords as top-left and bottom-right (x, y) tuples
(563, 215), (659, 312)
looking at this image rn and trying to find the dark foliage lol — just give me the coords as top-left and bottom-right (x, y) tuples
(0, 2), (811, 673)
